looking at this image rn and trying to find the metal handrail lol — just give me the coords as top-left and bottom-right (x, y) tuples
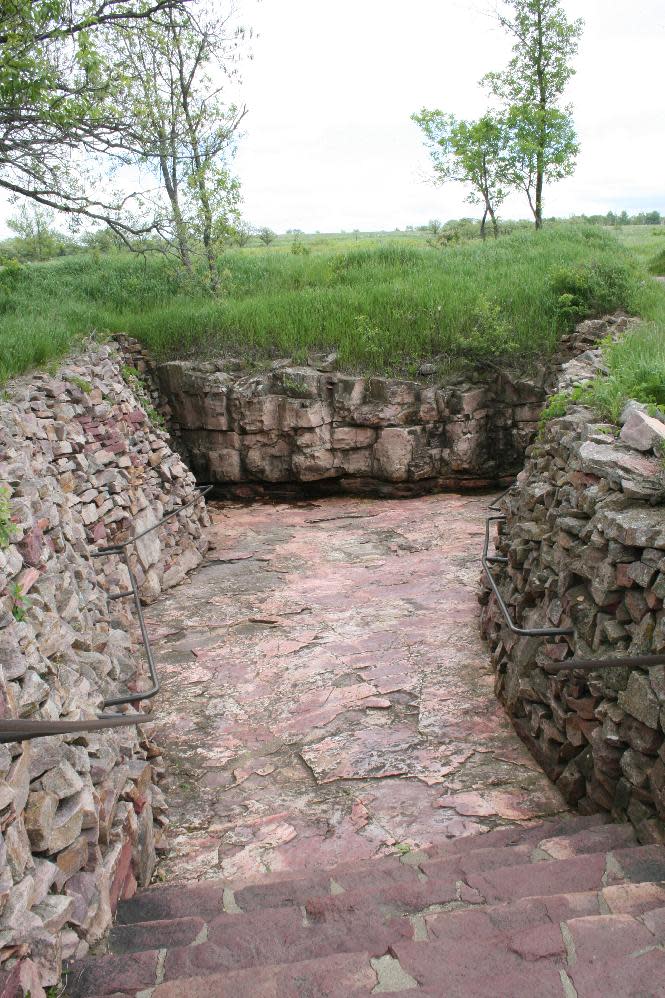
(92, 485), (212, 708)
(482, 514), (574, 637)
(0, 485), (211, 742)
(484, 510), (665, 673)
(488, 482), (516, 513)
(0, 715), (152, 745)
(544, 652), (665, 674)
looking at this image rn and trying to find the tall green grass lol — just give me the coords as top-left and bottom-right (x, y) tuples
(0, 224), (656, 382)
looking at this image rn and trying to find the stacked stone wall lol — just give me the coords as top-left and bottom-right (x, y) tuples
(0, 343), (209, 989)
(480, 402), (665, 843)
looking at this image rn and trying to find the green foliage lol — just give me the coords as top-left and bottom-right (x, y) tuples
(278, 374), (312, 399)
(482, 0), (583, 226)
(461, 296), (520, 360)
(67, 375), (92, 394)
(580, 320), (665, 422)
(539, 383), (590, 424)
(551, 258), (639, 328)
(0, 486), (16, 549)
(9, 582), (31, 622)
(0, 1), (190, 226)
(649, 249), (665, 276)
(0, 225), (651, 382)
(411, 110), (509, 236)
(290, 234), (311, 256)
(258, 227), (276, 247)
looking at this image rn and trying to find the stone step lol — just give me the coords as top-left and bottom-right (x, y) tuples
(76, 950), (378, 998)
(466, 845), (665, 905)
(390, 902), (665, 997)
(114, 816), (620, 925)
(69, 874), (665, 996)
(80, 900), (665, 998)
(67, 821), (665, 998)
(414, 811), (611, 862)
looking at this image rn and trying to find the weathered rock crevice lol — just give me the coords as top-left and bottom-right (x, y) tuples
(117, 314), (632, 498)
(0, 343), (209, 988)
(480, 401), (665, 843)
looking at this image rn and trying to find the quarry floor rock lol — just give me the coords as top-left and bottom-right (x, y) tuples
(144, 493), (568, 885)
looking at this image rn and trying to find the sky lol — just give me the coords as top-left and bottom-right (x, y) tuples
(1, 0), (663, 236)
(230, 0), (665, 232)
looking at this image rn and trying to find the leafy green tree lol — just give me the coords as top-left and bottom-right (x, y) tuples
(116, 5), (246, 287)
(502, 104), (578, 224)
(0, 1), (191, 237)
(232, 222), (255, 247)
(483, 0), (583, 229)
(258, 227), (276, 246)
(6, 205), (74, 260)
(412, 110), (509, 239)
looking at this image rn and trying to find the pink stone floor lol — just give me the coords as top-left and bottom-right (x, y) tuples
(144, 493), (567, 885)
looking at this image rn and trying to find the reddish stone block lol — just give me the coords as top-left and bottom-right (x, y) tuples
(569, 946), (665, 996)
(536, 822), (636, 859)
(152, 951), (376, 998)
(110, 916), (206, 954)
(565, 913), (654, 964)
(508, 922), (565, 961)
(606, 844), (665, 886)
(468, 853), (607, 904)
(421, 843), (532, 881)
(66, 951), (158, 998)
(109, 839), (133, 912)
(602, 881), (665, 915)
(116, 881), (226, 924)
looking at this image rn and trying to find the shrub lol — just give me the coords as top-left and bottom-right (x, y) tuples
(572, 321), (665, 423)
(649, 249), (665, 276)
(551, 259), (638, 328)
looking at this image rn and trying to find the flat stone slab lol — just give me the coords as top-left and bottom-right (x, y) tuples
(144, 493), (566, 884)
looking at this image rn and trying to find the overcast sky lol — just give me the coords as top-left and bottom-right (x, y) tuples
(1, 0), (662, 236)
(232, 0), (665, 232)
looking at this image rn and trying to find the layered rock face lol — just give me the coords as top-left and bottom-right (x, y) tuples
(480, 403), (665, 842)
(113, 316), (632, 497)
(0, 344), (209, 987)
(116, 315), (629, 496)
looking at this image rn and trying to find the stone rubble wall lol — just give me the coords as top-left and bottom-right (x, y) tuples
(117, 315), (634, 497)
(0, 343), (209, 990)
(480, 396), (665, 844)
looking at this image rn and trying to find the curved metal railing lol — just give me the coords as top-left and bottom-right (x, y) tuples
(483, 501), (665, 674)
(0, 485), (212, 743)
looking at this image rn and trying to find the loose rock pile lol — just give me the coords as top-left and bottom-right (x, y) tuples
(481, 398), (665, 842)
(0, 343), (209, 988)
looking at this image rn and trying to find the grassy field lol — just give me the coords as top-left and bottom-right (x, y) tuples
(0, 223), (663, 384)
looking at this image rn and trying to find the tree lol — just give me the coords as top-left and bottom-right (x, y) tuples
(502, 104), (578, 223)
(257, 227), (276, 246)
(116, 4), (246, 287)
(0, 1), (192, 238)
(412, 110), (509, 239)
(6, 205), (68, 260)
(483, 0), (583, 229)
(232, 221), (254, 247)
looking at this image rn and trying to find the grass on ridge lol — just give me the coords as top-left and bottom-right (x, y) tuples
(0, 224), (658, 383)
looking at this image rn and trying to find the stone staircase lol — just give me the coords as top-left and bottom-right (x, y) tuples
(64, 814), (665, 998)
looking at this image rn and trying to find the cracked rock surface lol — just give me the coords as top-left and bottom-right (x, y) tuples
(145, 492), (567, 884)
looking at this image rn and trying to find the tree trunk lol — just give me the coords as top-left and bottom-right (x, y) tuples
(487, 204), (499, 239)
(535, 1), (545, 230)
(480, 207), (488, 241)
(535, 160), (544, 229)
(158, 148), (193, 272)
